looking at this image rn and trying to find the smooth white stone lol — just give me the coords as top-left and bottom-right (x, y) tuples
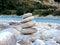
(2, 28), (21, 40)
(0, 24), (11, 31)
(22, 13), (32, 18)
(45, 39), (60, 45)
(21, 16), (34, 23)
(0, 31), (17, 45)
(19, 33), (40, 42)
(32, 39), (45, 45)
(35, 22), (58, 30)
(40, 30), (57, 41)
(21, 21), (35, 28)
(53, 30), (60, 43)
(11, 25), (22, 31)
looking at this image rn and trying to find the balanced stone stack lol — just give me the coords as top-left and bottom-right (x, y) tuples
(21, 13), (37, 35)
(21, 13), (35, 29)
(20, 13), (38, 43)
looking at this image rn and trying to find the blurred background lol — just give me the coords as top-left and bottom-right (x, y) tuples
(0, 0), (60, 16)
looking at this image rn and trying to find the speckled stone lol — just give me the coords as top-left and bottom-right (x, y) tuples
(21, 28), (37, 35)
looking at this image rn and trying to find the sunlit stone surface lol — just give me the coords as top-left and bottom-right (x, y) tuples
(0, 31), (17, 45)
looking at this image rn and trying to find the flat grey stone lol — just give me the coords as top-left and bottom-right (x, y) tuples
(21, 28), (37, 35)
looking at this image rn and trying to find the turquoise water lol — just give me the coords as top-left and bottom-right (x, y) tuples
(35, 18), (60, 23)
(0, 17), (60, 23)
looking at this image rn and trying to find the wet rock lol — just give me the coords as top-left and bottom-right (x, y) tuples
(22, 13), (32, 18)
(0, 31), (17, 45)
(32, 39), (45, 45)
(21, 21), (35, 28)
(21, 28), (37, 35)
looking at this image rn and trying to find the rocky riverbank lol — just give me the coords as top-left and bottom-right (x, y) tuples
(0, 13), (60, 45)
(0, 14), (60, 19)
(35, 15), (60, 19)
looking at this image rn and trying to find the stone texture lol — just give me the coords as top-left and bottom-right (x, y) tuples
(19, 33), (40, 42)
(45, 39), (60, 45)
(21, 28), (37, 35)
(32, 39), (45, 45)
(53, 30), (60, 43)
(40, 30), (57, 41)
(2, 28), (21, 40)
(9, 22), (20, 26)
(21, 16), (34, 23)
(22, 13), (32, 18)
(0, 31), (17, 45)
(56, 26), (60, 30)
(10, 25), (22, 31)
(0, 24), (11, 31)
(21, 21), (35, 28)
(29, 36), (39, 42)
(18, 38), (32, 45)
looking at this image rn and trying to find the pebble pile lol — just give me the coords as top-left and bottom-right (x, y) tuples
(0, 13), (60, 45)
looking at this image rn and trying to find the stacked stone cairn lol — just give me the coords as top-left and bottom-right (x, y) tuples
(21, 13), (37, 34)
(19, 13), (38, 45)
